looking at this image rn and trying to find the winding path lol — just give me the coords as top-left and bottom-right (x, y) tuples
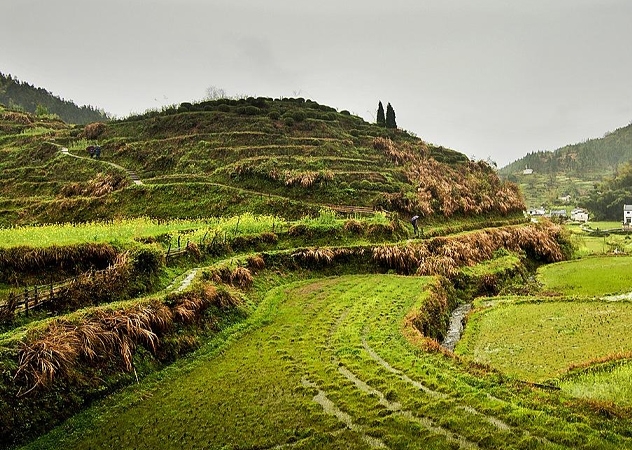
(61, 147), (143, 185)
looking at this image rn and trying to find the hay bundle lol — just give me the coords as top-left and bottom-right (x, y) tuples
(84, 122), (106, 139)
(246, 255), (266, 271)
(343, 219), (365, 234)
(230, 267), (253, 289)
(185, 241), (202, 259)
(292, 248), (335, 266)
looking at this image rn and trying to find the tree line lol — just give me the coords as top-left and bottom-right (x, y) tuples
(0, 72), (108, 124)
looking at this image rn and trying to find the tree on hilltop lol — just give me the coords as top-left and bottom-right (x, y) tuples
(376, 101), (386, 127)
(386, 103), (397, 129)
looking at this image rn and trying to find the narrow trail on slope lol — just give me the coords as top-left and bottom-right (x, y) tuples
(60, 147), (143, 185)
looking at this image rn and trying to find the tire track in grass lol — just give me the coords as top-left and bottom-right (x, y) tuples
(325, 300), (479, 449)
(301, 377), (389, 449)
(361, 338), (570, 448)
(337, 365), (479, 449)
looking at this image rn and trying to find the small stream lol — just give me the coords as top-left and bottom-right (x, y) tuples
(441, 303), (472, 351)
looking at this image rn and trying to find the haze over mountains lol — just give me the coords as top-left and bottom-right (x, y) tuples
(501, 120), (632, 177)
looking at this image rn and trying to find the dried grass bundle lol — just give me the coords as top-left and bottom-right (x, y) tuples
(292, 248), (335, 266)
(230, 267), (253, 289)
(15, 320), (79, 394)
(246, 255), (266, 271)
(84, 122), (106, 139)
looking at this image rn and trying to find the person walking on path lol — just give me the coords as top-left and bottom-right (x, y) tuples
(411, 215), (420, 236)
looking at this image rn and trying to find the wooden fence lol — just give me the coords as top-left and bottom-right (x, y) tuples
(1, 264), (120, 315)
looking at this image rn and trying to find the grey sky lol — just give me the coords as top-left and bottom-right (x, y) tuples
(3, 0), (632, 167)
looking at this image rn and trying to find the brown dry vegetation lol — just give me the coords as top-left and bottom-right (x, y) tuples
(373, 222), (566, 276)
(14, 282), (241, 396)
(0, 243), (120, 285)
(406, 159), (524, 217)
(83, 122), (106, 140)
(60, 173), (128, 198)
(372, 136), (523, 217)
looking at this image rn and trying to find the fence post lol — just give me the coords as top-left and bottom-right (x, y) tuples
(33, 285), (39, 307)
(177, 235), (181, 250)
(23, 287), (29, 316)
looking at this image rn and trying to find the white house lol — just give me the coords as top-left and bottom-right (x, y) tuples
(550, 209), (567, 219)
(528, 207), (546, 216)
(624, 205), (632, 226)
(523, 168), (533, 175)
(558, 194), (571, 203)
(570, 208), (589, 223)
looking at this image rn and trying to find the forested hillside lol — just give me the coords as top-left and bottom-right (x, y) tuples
(500, 121), (632, 177)
(0, 72), (108, 124)
(583, 160), (632, 220)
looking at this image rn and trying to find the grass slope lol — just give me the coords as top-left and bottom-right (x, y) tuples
(22, 274), (631, 450)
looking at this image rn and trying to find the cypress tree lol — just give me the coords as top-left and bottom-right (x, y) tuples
(376, 101), (386, 127)
(385, 103), (397, 129)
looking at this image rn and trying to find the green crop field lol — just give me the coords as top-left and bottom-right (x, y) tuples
(22, 274), (632, 450)
(457, 299), (632, 381)
(537, 256), (632, 297)
(459, 254), (632, 407)
(560, 361), (632, 407)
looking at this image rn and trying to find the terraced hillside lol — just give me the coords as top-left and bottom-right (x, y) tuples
(4, 216), (632, 450)
(8, 96), (630, 449)
(0, 98), (523, 226)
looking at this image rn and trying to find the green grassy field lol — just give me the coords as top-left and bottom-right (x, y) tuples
(537, 256), (632, 297)
(457, 299), (632, 381)
(459, 254), (632, 407)
(560, 361), (632, 407)
(22, 274), (632, 449)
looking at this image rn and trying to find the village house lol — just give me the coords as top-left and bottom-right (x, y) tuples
(527, 207), (546, 216)
(570, 208), (589, 223)
(550, 209), (567, 219)
(558, 194), (571, 203)
(624, 205), (632, 228)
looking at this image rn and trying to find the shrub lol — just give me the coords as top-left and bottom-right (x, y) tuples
(217, 104), (230, 113)
(292, 110), (306, 122)
(238, 106), (261, 116)
(283, 117), (294, 127)
(268, 111), (280, 120)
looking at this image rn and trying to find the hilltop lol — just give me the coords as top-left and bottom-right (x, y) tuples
(0, 72), (108, 125)
(0, 97), (523, 226)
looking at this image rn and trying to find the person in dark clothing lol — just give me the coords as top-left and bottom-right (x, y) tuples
(95, 146), (101, 158)
(87, 145), (95, 157)
(411, 215), (420, 236)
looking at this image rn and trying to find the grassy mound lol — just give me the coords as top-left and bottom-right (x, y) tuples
(0, 98), (523, 226)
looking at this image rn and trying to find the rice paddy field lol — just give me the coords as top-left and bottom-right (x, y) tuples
(458, 255), (632, 406)
(20, 275), (632, 450)
(3, 212), (632, 449)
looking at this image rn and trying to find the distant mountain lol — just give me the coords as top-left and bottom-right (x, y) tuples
(0, 72), (108, 124)
(500, 122), (632, 177)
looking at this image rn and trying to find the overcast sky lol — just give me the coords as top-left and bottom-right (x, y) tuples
(3, 0), (632, 167)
